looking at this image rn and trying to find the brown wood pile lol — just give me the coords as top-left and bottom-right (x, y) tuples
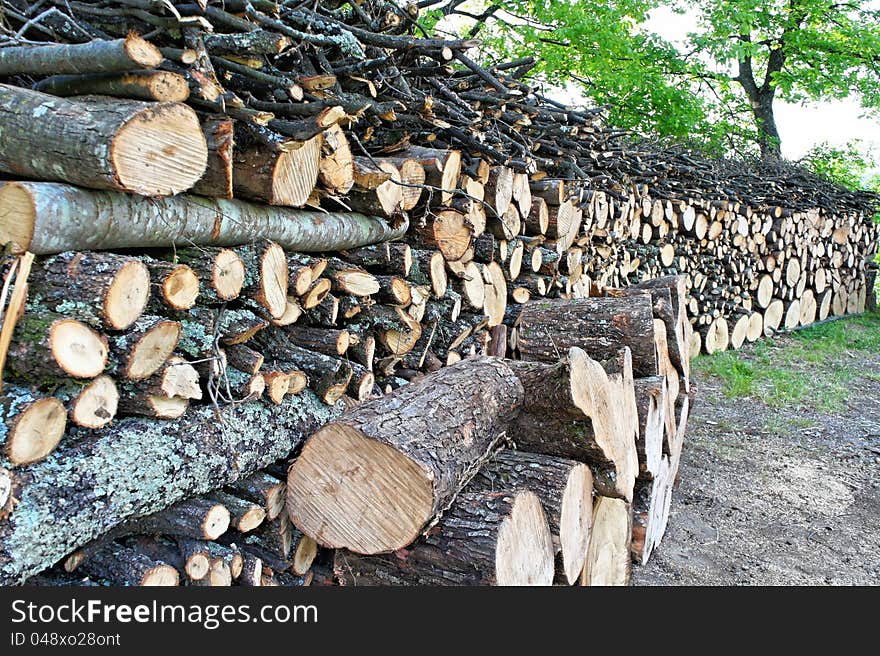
(0, 0), (877, 586)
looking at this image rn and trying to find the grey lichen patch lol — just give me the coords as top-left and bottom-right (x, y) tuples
(0, 391), (343, 584)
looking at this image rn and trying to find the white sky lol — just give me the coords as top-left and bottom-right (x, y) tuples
(646, 6), (880, 162)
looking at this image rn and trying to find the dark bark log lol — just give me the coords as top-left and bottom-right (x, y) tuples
(288, 357), (524, 554)
(333, 490), (554, 585)
(516, 294), (659, 377)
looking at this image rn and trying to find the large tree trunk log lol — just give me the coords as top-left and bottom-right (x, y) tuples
(0, 182), (409, 255)
(0, 85), (206, 196)
(0, 391), (342, 585)
(505, 347), (638, 501)
(287, 357), (524, 554)
(467, 450), (593, 585)
(516, 293), (659, 377)
(333, 490), (554, 586)
(0, 35), (162, 76)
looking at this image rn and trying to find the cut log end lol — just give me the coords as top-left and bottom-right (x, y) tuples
(112, 102), (208, 196)
(202, 505), (231, 541)
(53, 319), (109, 379)
(71, 375), (119, 429)
(141, 565), (180, 586)
(125, 321), (181, 380)
(160, 264), (199, 311)
(107, 260), (151, 329)
(559, 463), (594, 585)
(495, 491), (555, 586)
(5, 397), (66, 466)
(213, 249), (246, 300)
(288, 422), (433, 554)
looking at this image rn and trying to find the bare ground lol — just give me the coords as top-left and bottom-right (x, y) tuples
(632, 336), (880, 586)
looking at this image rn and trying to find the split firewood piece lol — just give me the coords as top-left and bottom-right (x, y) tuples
(699, 316), (729, 354)
(191, 117), (234, 199)
(226, 472), (286, 522)
(238, 553), (263, 587)
(206, 491), (267, 534)
(356, 304), (422, 355)
(389, 157), (425, 210)
(342, 242), (412, 277)
(632, 456), (674, 566)
(517, 293), (659, 377)
(333, 490), (554, 586)
(318, 123), (355, 195)
(287, 356), (523, 554)
(300, 279), (333, 311)
(505, 348), (638, 501)
(261, 370), (292, 406)
(409, 249), (448, 299)
(6, 313), (108, 384)
(0, 386), (67, 466)
(205, 542), (244, 581)
(173, 247), (244, 303)
(218, 308), (269, 345)
(0, 182), (409, 255)
(323, 258), (380, 297)
(468, 450), (593, 586)
(338, 161), (403, 217)
(28, 251), (150, 331)
(79, 543), (179, 587)
(374, 275), (412, 306)
(109, 315), (182, 381)
(398, 146), (461, 205)
(176, 538), (212, 581)
(224, 344), (264, 376)
(233, 240), (289, 319)
(279, 325), (351, 357)
(35, 70), (189, 102)
(633, 376), (666, 481)
(56, 375), (119, 430)
(117, 357), (201, 419)
(524, 197), (550, 236)
(143, 260), (200, 312)
(482, 261), (508, 327)
(234, 132), (322, 207)
(530, 179), (565, 205)
(580, 496), (632, 587)
(626, 275), (690, 379)
(0, 35), (162, 75)
(131, 497), (231, 542)
(0, 85), (206, 196)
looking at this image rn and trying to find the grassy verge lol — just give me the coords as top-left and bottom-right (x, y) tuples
(692, 311), (880, 413)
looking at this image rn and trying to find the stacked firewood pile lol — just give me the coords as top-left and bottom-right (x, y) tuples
(0, 0), (876, 586)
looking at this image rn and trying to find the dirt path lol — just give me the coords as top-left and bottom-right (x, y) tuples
(632, 331), (880, 586)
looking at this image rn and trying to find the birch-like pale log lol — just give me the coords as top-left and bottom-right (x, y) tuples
(0, 182), (409, 255)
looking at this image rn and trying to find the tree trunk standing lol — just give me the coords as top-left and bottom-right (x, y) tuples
(0, 391), (342, 585)
(287, 357), (524, 554)
(751, 90), (782, 161)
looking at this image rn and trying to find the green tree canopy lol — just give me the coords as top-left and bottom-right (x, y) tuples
(419, 0), (880, 168)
